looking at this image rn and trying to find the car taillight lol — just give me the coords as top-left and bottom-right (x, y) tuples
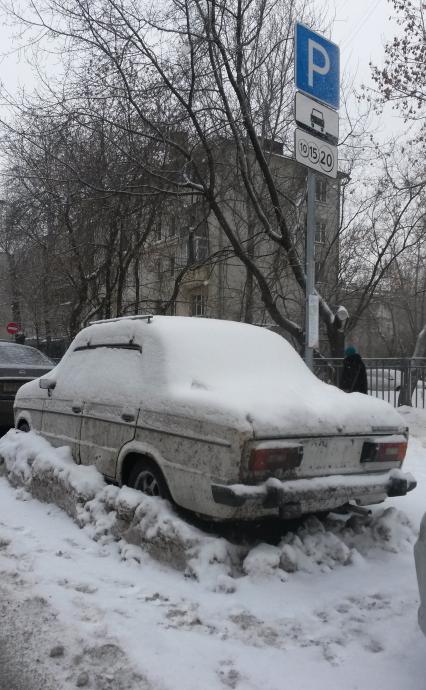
(361, 441), (407, 463)
(249, 446), (303, 472)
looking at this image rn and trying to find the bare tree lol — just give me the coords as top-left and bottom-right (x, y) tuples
(2, 0), (346, 347)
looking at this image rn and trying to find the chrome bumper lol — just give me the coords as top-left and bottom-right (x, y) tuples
(212, 469), (416, 516)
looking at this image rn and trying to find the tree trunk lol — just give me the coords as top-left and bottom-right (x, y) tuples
(6, 252), (22, 327)
(398, 324), (426, 406)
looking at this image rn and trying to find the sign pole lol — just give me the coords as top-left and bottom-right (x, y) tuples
(305, 168), (316, 370)
(294, 21), (340, 369)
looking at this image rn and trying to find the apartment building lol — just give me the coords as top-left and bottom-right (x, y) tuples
(128, 145), (341, 347)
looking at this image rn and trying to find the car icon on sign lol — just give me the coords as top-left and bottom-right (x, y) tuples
(311, 108), (325, 133)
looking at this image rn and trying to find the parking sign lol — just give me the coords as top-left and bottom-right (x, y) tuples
(295, 23), (340, 110)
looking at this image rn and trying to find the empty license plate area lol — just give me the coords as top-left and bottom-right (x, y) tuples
(300, 436), (365, 476)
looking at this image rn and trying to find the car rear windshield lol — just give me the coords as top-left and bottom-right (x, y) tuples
(0, 344), (53, 366)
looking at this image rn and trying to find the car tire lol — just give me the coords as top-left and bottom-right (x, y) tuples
(18, 421), (30, 433)
(126, 459), (171, 501)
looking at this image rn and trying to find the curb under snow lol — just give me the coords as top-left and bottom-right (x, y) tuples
(0, 430), (416, 588)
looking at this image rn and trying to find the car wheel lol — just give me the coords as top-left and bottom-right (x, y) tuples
(126, 459), (171, 501)
(18, 421), (30, 433)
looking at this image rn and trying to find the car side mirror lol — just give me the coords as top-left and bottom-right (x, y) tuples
(39, 378), (56, 391)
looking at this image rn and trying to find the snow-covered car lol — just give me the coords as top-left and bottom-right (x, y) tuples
(0, 342), (54, 428)
(14, 315), (416, 521)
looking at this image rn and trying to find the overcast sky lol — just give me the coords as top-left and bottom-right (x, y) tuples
(324, 0), (398, 88)
(0, 0), (398, 89)
(0, 0), (401, 139)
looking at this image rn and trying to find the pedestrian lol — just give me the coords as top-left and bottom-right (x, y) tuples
(340, 346), (368, 394)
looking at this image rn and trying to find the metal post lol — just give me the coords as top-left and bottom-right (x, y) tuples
(305, 168), (316, 370)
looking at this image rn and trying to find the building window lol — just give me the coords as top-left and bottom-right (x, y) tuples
(169, 256), (175, 276)
(315, 222), (326, 244)
(152, 220), (162, 242)
(315, 260), (324, 284)
(177, 241), (188, 267)
(191, 293), (207, 317)
(187, 232), (209, 263)
(193, 235), (209, 261)
(167, 216), (177, 238)
(315, 179), (327, 203)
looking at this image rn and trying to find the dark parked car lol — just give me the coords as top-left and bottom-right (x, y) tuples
(0, 342), (54, 428)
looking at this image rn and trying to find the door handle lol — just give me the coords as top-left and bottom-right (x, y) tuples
(72, 405), (82, 414)
(121, 413), (135, 422)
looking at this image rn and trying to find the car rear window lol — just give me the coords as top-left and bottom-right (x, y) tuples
(0, 344), (53, 366)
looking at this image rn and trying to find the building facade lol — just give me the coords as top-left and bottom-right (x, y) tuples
(127, 148), (341, 352)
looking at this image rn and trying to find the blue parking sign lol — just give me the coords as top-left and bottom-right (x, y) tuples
(295, 23), (340, 110)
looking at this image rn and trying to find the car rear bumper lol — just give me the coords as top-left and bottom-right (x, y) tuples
(211, 469), (417, 517)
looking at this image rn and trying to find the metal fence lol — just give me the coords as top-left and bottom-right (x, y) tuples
(313, 357), (426, 408)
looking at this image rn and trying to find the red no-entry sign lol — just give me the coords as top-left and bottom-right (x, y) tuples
(6, 322), (20, 335)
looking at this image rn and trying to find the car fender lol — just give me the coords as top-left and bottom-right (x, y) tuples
(116, 438), (210, 510)
(116, 439), (171, 484)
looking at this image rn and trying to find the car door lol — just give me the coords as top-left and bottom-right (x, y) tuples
(77, 344), (141, 478)
(41, 351), (86, 460)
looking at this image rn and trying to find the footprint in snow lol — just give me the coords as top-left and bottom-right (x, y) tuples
(217, 660), (243, 689)
(57, 578), (98, 594)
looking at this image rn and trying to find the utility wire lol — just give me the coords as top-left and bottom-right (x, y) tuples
(341, 0), (383, 48)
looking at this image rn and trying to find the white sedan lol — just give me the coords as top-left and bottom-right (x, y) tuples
(14, 315), (416, 521)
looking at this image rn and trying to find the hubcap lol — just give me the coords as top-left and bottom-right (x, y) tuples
(135, 470), (160, 497)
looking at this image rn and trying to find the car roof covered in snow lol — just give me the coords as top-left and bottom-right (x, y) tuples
(71, 315), (308, 387)
(58, 315), (406, 436)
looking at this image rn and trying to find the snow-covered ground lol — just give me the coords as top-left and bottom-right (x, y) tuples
(0, 407), (425, 689)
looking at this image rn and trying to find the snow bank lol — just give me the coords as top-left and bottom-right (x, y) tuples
(0, 430), (241, 585)
(0, 430), (417, 587)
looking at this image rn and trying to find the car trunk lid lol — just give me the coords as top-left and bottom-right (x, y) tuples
(246, 386), (406, 439)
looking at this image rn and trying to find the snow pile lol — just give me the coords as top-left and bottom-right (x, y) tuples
(278, 516), (354, 574)
(0, 430), (104, 517)
(243, 543), (284, 577)
(274, 510), (416, 576)
(0, 430), (240, 584)
(78, 482), (241, 583)
(337, 508), (416, 555)
(0, 429), (416, 586)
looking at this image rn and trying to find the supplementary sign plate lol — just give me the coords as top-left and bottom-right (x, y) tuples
(295, 91), (339, 143)
(294, 128), (338, 179)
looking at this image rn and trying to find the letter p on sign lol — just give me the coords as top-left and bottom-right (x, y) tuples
(295, 23), (340, 110)
(308, 39), (330, 87)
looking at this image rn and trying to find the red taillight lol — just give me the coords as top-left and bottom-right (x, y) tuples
(361, 441), (407, 463)
(378, 442), (407, 462)
(249, 446), (303, 473)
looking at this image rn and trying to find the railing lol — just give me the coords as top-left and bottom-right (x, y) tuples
(313, 357), (426, 408)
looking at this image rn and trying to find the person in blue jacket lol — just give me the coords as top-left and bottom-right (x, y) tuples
(340, 346), (368, 394)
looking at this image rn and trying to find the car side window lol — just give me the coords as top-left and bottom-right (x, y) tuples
(50, 345), (143, 403)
